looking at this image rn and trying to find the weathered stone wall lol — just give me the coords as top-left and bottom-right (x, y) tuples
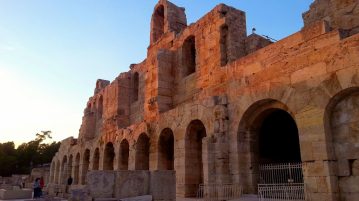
(303, 0), (359, 36)
(49, 0), (359, 200)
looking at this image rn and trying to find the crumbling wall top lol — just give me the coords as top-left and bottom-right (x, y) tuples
(303, 0), (359, 36)
(94, 79), (110, 95)
(150, 0), (187, 44)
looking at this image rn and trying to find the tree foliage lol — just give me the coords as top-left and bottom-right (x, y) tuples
(0, 131), (61, 176)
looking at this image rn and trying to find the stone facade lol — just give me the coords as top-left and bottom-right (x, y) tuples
(49, 0), (359, 200)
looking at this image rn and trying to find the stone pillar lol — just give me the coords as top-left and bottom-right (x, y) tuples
(175, 138), (186, 197)
(128, 143), (136, 170)
(296, 108), (337, 201)
(214, 136), (231, 184)
(212, 98), (231, 184)
(202, 137), (216, 184)
(49, 164), (54, 184)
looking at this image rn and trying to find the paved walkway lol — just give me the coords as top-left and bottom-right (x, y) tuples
(176, 194), (259, 201)
(0, 199), (67, 201)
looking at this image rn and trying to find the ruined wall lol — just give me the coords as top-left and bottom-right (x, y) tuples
(49, 0), (359, 200)
(303, 0), (359, 36)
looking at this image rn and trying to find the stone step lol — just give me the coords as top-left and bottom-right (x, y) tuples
(94, 195), (152, 201)
(235, 194), (259, 201)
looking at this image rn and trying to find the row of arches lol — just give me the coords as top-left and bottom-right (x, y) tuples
(50, 87), (359, 198)
(50, 109), (300, 194)
(49, 121), (204, 189)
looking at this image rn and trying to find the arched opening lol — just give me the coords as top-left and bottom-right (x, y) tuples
(184, 120), (207, 197)
(182, 36), (196, 77)
(98, 96), (103, 118)
(238, 100), (302, 193)
(220, 24), (229, 66)
(133, 72), (139, 102)
(61, 156), (68, 184)
(119, 139), (129, 170)
(74, 153), (80, 184)
(81, 149), (90, 184)
(135, 133), (150, 170)
(326, 87), (359, 200)
(93, 148), (100, 170)
(50, 161), (55, 183)
(104, 142), (115, 170)
(158, 128), (174, 170)
(257, 110), (301, 164)
(68, 155), (73, 183)
(152, 5), (165, 43)
(55, 160), (60, 184)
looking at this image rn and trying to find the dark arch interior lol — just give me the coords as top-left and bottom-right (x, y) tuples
(185, 120), (207, 197)
(133, 73), (139, 102)
(81, 149), (90, 184)
(159, 128), (174, 170)
(74, 154), (80, 184)
(119, 140), (129, 170)
(258, 110), (301, 164)
(152, 5), (164, 43)
(183, 36), (196, 76)
(104, 143), (115, 170)
(220, 24), (229, 66)
(93, 148), (100, 170)
(98, 96), (103, 118)
(135, 134), (150, 170)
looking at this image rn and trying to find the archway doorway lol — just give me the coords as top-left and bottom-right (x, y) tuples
(326, 88), (359, 200)
(74, 153), (80, 184)
(238, 100), (303, 195)
(104, 142), (115, 170)
(93, 148), (100, 170)
(81, 149), (90, 184)
(135, 133), (150, 170)
(158, 128), (174, 170)
(55, 160), (60, 184)
(151, 5), (164, 43)
(258, 109), (301, 164)
(184, 120), (207, 197)
(61, 156), (68, 184)
(66, 155), (73, 185)
(119, 139), (129, 170)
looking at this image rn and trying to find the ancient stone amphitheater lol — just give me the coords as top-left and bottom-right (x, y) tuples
(48, 0), (359, 200)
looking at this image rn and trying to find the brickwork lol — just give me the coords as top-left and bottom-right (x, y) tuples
(49, 0), (359, 200)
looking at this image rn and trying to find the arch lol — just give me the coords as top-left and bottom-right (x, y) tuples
(50, 161), (55, 183)
(119, 139), (129, 170)
(55, 160), (60, 184)
(104, 142), (115, 170)
(68, 155), (73, 183)
(93, 148), (100, 170)
(237, 99), (302, 193)
(98, 96), (103, 118)
(81, 149), (90, 184)
(182, 36), (196, 77)
(325, 87), (359, 200)
(184, 120), (207, 197)
(158, 128), (174, 170)
(74, 153), (80, 184)
(151, 5), (165, 43)
(133, 72), (139, 102)
(61, 155), (68, 184)
(135, 133), (150, 170)
(220, 24), (229, 66)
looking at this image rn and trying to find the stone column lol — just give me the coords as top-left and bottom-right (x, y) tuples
(202, 137), (216, 184)
(296, 108), (338, 201)
(128, 143), (136, 170)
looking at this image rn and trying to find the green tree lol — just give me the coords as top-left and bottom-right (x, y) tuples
(0, 131), (61, 176)
(0, 142), (17, 176)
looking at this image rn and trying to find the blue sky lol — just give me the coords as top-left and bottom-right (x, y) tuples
(0, 0), (313, 145)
